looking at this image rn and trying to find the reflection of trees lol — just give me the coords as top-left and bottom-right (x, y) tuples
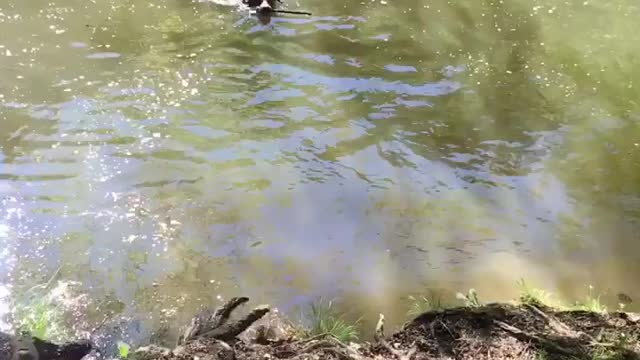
(535, 4), (640, 302)
(250, 0), (550, 177)
(76, 0), (554, 179)
(300, 0), (640, 305)
(548, 116), (640, 293)
(100, 0), (640, 314)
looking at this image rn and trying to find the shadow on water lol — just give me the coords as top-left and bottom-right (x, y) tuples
(1, 0), (640, 350)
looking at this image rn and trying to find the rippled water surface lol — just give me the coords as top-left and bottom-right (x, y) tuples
(1, 0), (640, 347)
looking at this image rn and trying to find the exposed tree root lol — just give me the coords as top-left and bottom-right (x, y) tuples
(136, 297), (270, 359)
(197, 305), (270, 342)
(178, 296), (251, 345)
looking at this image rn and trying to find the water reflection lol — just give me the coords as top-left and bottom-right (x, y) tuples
(1, 0), (640, 350)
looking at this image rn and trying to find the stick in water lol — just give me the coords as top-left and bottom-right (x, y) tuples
(272, 9), (312, 15)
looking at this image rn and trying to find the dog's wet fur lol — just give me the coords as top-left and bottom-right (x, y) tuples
(1, 331), (94, 360)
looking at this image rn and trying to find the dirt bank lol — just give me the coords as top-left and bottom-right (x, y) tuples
(132, 299), (640, 360)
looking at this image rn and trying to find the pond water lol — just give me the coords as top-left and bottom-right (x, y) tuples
(1, 0), (640, 348)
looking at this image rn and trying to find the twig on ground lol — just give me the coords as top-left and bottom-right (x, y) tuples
(525, 304), (596, 344)
(437, 319), (455, 339)
(289, 335), (367, 359)
(525, 305), (577, 337)
(327, 335), (364, 358)
(325, 347), (362, 360)
(298, 339), (337, 353)
(374, 313), (385, 342)
(274, 333), (330, 357)
(380, 339), (417, 360)
(296, 333), (330, 345)
(372, 312), (415, 359)
(494, 320), (580, 357)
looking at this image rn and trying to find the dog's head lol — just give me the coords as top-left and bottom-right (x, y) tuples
(243, 0), (277, 24)
(257, 0), (276, 24)
(243, 0), (276, 11)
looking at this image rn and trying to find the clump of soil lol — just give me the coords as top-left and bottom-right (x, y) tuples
(371, 304), (640, 359)
(131, 300), (640, 360)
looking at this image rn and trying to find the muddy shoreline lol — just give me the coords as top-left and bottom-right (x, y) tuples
(121, 298), (640, 360)
(3, 295), (640, 360)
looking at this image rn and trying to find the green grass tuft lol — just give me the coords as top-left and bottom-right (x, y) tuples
(11, 291), (71, 341)
(456, 288), (481, 307)
(573, 285), (607, 313)
(8, 267), (74, 341)
(407, 293), (444, 317)
(301, 298), (360, 343)
(117, 341), (131, 358)
(516, 279), (554, 307)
